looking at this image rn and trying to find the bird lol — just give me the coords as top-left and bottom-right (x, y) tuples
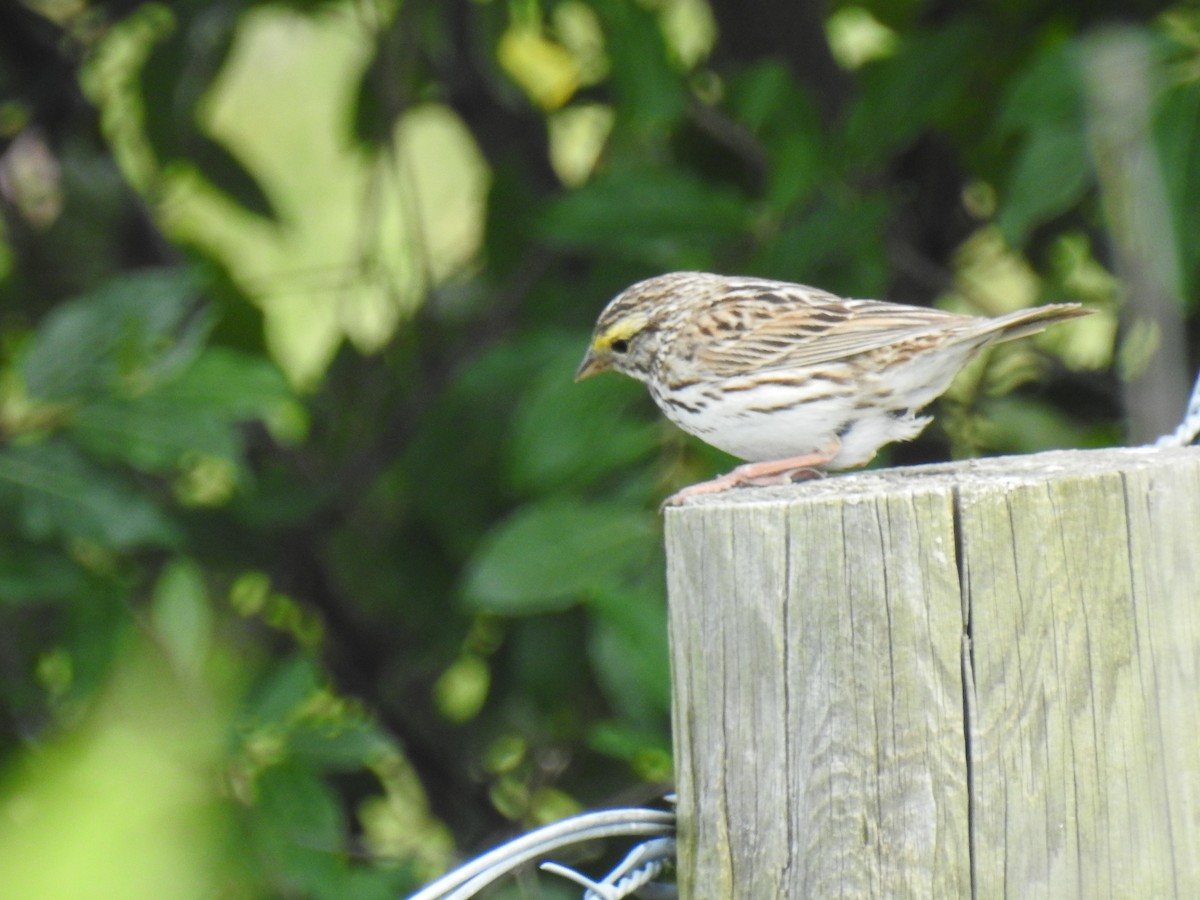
(575, 271), (1093, 505)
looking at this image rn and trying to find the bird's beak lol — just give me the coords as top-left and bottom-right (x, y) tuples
(575, 349), (610, 382)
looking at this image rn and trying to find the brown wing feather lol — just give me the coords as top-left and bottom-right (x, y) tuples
(689, 283), (970, 377)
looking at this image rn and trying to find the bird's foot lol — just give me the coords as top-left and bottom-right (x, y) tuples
(662, 447), (837, 508)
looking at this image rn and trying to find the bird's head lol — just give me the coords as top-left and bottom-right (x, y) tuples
(575, 308), (657, 382)
(576, 273), (705, 383)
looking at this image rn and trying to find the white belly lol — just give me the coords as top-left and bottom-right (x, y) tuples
(651, 376), (935, 467)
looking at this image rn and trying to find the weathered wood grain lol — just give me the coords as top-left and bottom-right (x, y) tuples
(664, 447), (1200, 899)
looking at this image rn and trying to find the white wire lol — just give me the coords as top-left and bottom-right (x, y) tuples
(406, 808), (675, 900)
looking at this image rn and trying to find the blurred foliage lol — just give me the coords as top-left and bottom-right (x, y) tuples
(0, 0), (1194, 895)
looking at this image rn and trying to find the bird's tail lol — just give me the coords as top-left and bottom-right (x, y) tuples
(981, 303), (1094, 344)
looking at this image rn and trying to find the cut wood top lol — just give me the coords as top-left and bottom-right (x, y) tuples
(664, 446), (1200, 508)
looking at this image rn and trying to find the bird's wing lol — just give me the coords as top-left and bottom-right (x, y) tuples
(689, 284), (970, 377)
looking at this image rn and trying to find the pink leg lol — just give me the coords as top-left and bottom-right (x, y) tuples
(663, 444), (841, 507)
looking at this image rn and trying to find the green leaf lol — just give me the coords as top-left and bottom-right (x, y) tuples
(993, 39), (1090, 243)
(252, 762), (347, 893)
(997, 39), (1085, 134)
(752, 197), (891, 297)
(593, 0), (687, 133)
(507, 615), (593, 708)
(766, 130), (828, 213)
(403, 336), (553, 558)
(0, 541), (88, 603)
(151, 558), (213, 679)
(0, 442), (179, 549)
(21, 269), (208, 402)
(588, 720), (672, 780)
(538, 168), (748, 264)
(69, 347), (293, 472)
(506, 335), (659, 493)
(727, 60), (810, 134)
(289, 718), (393, 770)
(726, 61), (828, 211)
(432, 654), (490, 724)
(462, 499), (656, 614)
(844, 21), (980, 163)
(245, 655), (323, 725)
(996, 127), (1090, 245)
(162, 348), (293, 420)
(70, 396), (241, 472)
(974, 395), (1096, 455)
(588, 573), (671, 722)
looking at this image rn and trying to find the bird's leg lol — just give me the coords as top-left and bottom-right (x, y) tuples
(663, 441), (841, 507)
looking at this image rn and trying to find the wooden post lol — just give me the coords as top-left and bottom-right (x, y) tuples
(664, 446), (1200, 898)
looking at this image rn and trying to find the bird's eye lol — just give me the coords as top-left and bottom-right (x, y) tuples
(611, 338), (630, 354)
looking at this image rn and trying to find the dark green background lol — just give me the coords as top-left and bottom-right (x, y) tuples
(0, 0), (1193, 895)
